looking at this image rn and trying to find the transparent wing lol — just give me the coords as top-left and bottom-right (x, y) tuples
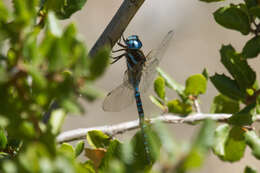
(102, 72), (135, 112)
(140, 30), (174, 92)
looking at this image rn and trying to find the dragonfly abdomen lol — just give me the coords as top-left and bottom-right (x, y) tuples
(134, 86), (150, 163)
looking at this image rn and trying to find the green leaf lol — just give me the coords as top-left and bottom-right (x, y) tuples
(154, 76), (165, 100)
(89, 47), (110, 80)
(46, 12), (62, 37)
(75, 141), (85, 157)
(79, 83), (105, 102)
(210, 94), (240, 114)
(167, 99), (192, 115)
(202, 68), (209, 80)
(157, 68), (185, 97)
(243, 36), (260, 59)
(249, 6), (260, 19)
(26, 65), (47, 89)
(212, 124), (230, 158)
(213, 125), (246, 162)
(149, 95), (165, 110)
(0, 1), (9, 22)
(49, 109), (66, 135)
(184, 74), (207, 96)
(127, 127), (161, 171)
(98, 140), (121, 172)
(61, 99), (84, 114)
(87, 130), (111, 149)
(152, 122), (177, 161)
(214, 6), (250, 35)
(228, 103), (255, 126)
(245, 0), (258, 9)
(210, 73), (246, 100)
(0, 128), (7, 149)
(193, 119), (216, 150)
(179, 119), (216, 171)
(220, 45), (256, 90)
(223, 126), (246, 162)
(245, 131), (260, 159)
(45, 0), (87, 19)
(59, 143), (75, 158)
(244, 166), (257, 173)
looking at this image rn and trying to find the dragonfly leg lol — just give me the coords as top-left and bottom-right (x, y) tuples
(111, 53), (127, 64)
(117, 42), (127, 48)
(122, 34), (127, 44)
(111, 48), (126, 53)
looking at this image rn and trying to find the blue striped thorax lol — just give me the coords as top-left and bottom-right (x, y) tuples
(126, 35), (143, 50)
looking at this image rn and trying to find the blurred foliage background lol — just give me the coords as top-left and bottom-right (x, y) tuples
(1, 0), (260, 172)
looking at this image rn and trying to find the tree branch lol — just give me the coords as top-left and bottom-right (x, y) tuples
(57, 113), (260, 143)
(89, 0), (146, 57)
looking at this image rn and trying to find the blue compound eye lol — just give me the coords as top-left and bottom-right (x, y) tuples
(126, 35), (142, 49)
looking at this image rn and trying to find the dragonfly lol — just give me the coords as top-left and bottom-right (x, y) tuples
(103, 30), (174, 162)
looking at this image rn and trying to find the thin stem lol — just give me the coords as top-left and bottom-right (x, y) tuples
(57, 113), (260, 143)
(89, 0), (146, 57)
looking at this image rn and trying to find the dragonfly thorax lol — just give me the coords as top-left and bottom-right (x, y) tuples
(126, 35), (142, 50)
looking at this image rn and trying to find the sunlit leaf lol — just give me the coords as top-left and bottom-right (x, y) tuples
(245, 131), (260, 159)
(75, 141), (85, 157)
(154, 76), (166, 100)
(185, 74), (207, 96)
(157, 68), (185, 97)
(87, 130), (111, 149)
(167, 99), (192, 115)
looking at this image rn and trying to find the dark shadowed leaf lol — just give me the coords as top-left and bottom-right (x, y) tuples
(220, 45), (256, 90)
(0, 128), (7, 149)
(243, 36), (260, 59)
(245, 0), (258, 9)
(89, 47), (110, 80)
(228, 103), (255, 126)
(210, 94), (239, 114)
(214, 6), (250, 35)
(244, 166), (257, 173)
(210, 73), (246, 100)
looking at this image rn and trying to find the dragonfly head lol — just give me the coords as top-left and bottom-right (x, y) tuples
(126, 35), (142, 50)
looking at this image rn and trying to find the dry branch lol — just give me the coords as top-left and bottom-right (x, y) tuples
(57, 113), (260, 143)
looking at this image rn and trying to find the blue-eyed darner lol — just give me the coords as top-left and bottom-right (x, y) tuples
(103, 30), (174, 162)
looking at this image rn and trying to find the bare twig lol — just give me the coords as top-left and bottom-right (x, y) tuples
(89, 0), (146, 57)
(193, 99), (201, 113)
(57, 113), (260, 143)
